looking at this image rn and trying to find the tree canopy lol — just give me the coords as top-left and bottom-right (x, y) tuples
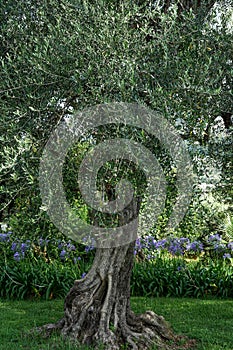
(1, 0), (232, 226)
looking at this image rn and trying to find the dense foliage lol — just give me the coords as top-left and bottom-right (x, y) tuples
(1, 0), (232, 239)
(1, 228), (232, 299)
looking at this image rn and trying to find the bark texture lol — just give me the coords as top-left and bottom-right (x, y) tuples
(65, 244), (174, 349)
(37, 198), (194, 349)
(39, 244), (177, 349)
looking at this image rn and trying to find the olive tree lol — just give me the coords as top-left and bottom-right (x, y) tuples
(0, 1), (232, 349)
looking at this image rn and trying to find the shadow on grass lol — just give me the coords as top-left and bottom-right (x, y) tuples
(0, 297), (233, 350)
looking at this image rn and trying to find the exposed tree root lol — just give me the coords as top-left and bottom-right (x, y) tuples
(36, 244), (196, 350)
(36, 306), (196, 350)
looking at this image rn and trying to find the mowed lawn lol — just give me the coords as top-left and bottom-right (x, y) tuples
(0, 297), (232, 350)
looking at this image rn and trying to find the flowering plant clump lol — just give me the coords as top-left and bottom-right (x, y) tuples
(134, 234), (232, 261)
(0, 225), (233, 300)
(0, 228), (95, 264)
(0, 225), (232, 264)
(0, 232), (12, 242)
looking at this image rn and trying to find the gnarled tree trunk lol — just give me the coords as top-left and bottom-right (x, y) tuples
(37, 198), (194, 349)
(60, 243), (174, 350)
(40, 249), (173, 349)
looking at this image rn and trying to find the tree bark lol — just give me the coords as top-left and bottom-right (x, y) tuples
(39, 246), (177, 349)
(37, 197), (190, 349)
(61, 243), (175, 349)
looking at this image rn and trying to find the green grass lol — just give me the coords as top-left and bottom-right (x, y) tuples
(0, 297), (233, 349)
(131, 297), (233, 350)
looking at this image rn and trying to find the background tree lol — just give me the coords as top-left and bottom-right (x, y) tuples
(0, 0), (232, 349)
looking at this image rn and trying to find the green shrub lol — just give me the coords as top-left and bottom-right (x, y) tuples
(1, 255), (232, 300)
(1, 229), (232, 300)
(0, 258), (92, 300)
(131, 257), (233, 298)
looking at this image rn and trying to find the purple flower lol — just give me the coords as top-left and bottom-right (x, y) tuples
(13, 252), (21, 261)
(135, 238), (142, 250)
(38, 238), (44, 246)
(208, 234), (221, 242)
(85, 245), (94, 253)
(144, 236), (154, 249)
(169, 245), (183, 255)
(223, 253), (231, 259)
(167, 238), (184, 256)
(74, 256), (81, 264)
(11, 242), (17, 251)
(21, 243), (29, 253)
(213, 243), (226, 253)
(67, 242), (76, 251)
(58, 242), (66, 249)
(60, 250), (67, 259)
(186, 241), (203, 253)
(0, 233), (10, 242)
(155, 239), (167, 249)
(228, 242), (233, 251)
(81, 272), (86, 279)
(180, 237), (190, 244)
